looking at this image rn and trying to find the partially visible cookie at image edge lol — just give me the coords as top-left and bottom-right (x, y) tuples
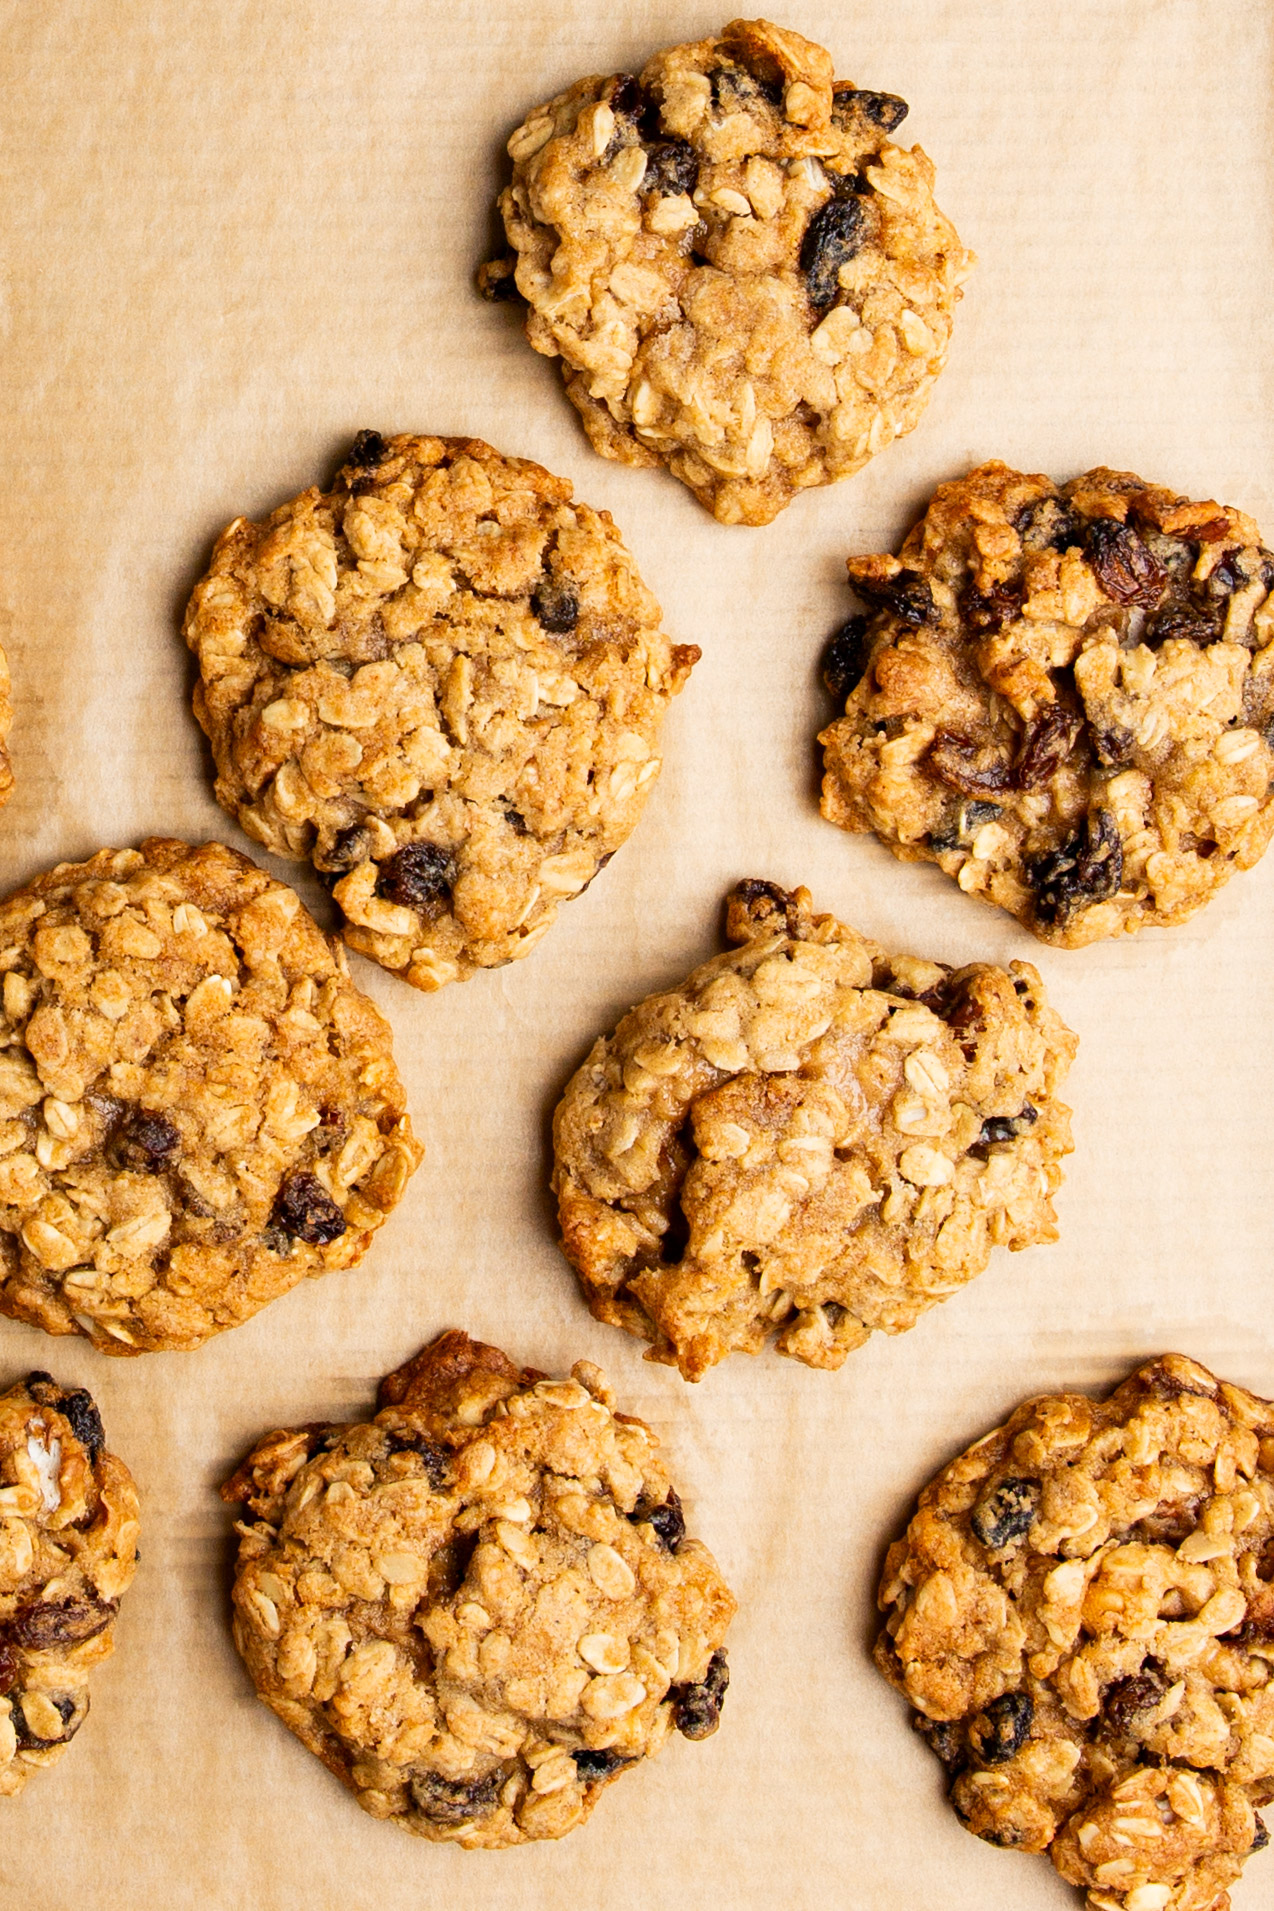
(483, 17), (972, 525)
(552, 880), (1075, 1381)
(0, 838), (421, 1354)
(876, 1354), (1274, 1911)
(184, 432), (697, 992)
(820, 461), (1274, 947)
(222, 1329), (736, 1848)
(0, 1370), (140, 1797)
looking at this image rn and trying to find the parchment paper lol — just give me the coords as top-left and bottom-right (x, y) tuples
(1, 4), (1272, 1906)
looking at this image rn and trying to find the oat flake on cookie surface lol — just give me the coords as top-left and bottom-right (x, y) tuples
(552, 881), (1075, 1382)
(820, 462), (1274, 947)
(0, 1370), (139, 1797)
(0, 838), (421, 1355)
(876, 1355), (1274, 1911)
(184, 432), (697, 992)
(222, 1330), (736, 1848)
(482, 18), (972, 525)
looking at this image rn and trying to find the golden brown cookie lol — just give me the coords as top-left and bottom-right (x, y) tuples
(0, 1370), (139, 1796)
(876, 1354), (1274, 1911)
(552, 881), (1075, 1381)
(222, 1330), (736, 1848)
(184, 432), (697, 991)
(483, 18), (972, 524)
(0, 839), (421, 1354)
(820, 462), (1274, 946)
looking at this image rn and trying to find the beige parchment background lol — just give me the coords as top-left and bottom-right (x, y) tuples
(0, 3), (1271, 1906)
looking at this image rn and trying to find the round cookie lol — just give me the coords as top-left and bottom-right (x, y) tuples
(482, 17), (973, 525)
(0, 839), (421, 1355)
(819, 461), (1274, 947)
(876, 1355), (1274, 1911)
(221, 1329), (736, 1848)
(184, 432), (697, 992)
(0, 1370), (139, 1797)
(552, 880), (1075, 1381)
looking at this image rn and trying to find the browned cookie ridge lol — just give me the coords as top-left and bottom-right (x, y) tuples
(876, 1355), (1274, 1911)
(483, 19), (972, 525)
(0, 839), (421, 1353)
(820, 462), (1274, 946)
(222, 1330), (736, 1848)
(552, 881), (1075, 1380)
(184, 432), (697, 991)
(0, 1370), (139, 1796)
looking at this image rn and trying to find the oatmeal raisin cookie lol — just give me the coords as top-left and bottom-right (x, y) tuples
(0, 1370), (139, 1797)
(184, 432), (696, 992)
(552, 881), (1075, 1381)
(222, 1330), (736, 1848)
(483, 18), (972, 524)
(876, 1354), (1274, 1911)
(820, 462), (1274, 946)
(0, 838), (421, 1354)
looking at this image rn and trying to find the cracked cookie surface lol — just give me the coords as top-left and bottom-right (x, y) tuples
(483, 18), (972, 525)
(876, 1354), (1274, 1911)
(0, 838), (421, 1354)
(551, 881), (1075, 1382)
(819, 462), (1274, 947)
(185, 433), (696, 991)
(222, 1330), (735, 1848)
(0, 1371), (139, 1797)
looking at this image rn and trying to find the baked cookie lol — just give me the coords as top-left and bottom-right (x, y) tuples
(0, 1370), (140, 1797)
(876, 1355), (1274, 1911)
(0, 839), (421, 1355)
(552, 880), (1075, 1382)
(482, 18), (972, 525)
(820, 462), (1274, 947)
(184, 432), (697, 992)
(221, 1330), (736, 1848)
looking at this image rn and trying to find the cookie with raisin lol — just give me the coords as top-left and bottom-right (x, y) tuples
(820, 461), (1274, 946)
(551, 881), (1075, 1381)
(0, 839), (421, 1354)
(0, 1371), (139, 1797)
(482, 19), (972, 524)
(221, 1330), (735, 1848)
(184, 433), (697, 992)
(876, 1354), (1274, 1911)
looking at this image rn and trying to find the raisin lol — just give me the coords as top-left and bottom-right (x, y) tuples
(10, 1596), (116, 1650)
(630, 1486), (685, 1553)
(1144, 601), (1222, 647)
(643, 138), (698, 198)
(1014, 707), (1082, 790)
(607, 73), (642, 116)
(572, 1748), (631, 1781)
(851, 571), (937, 626)
(385, 1434), (450, 1489)
(930, 800), (1004, 853)
(0, 1644), (17, 1694)
(270, 1171), (346, 1247)
(712, 66), (779, 113)
(822, 615), (870, 701)
(476, 257), (521, 303)
(970, 1477), (1039, 1548)
(1028, 809), (1123, 925)
(673, 1648), (729, 1740)
(376, 842), (455, 916)
(14, 1691), (80, 1751)
(832, 86), (909, 132)
(1091, 723), (1136, 769)
(411, 1768), (503, 1823)
(968, 1690), (1033, 1765)
(728, 879), (799, 940)
(531, 575), (580, 633)
(500, 804), (529, 836)
(960, 580), (1021, 635)
(349, 429), (386, 470)
(801, 195), (866, 308)
(315, 824), (372, 874)
(914, 1715), (965, 1771)
(927, 732), (1014, 799)
(115, 1107), (180, 1172)
(1086, 518), (1167, 608)
(1207, 552), (1248, 597)
(1102, 1663), (1168, 1735)
(1016, 495), (1083, 553)
(1253, 1816), (1270, 1854)
(919, 976), (984, 1055)
(975, 1105), (1038, 1151)
(58, 1388), (105, 1460)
